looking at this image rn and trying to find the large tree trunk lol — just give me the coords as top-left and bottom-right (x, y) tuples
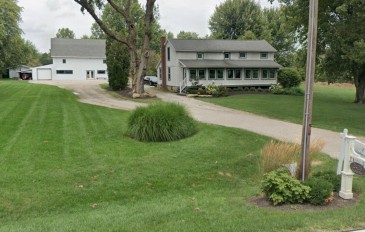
(354, 67), (365, 104)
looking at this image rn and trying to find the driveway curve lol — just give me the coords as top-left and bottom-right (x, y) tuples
(30, 80), (364, 159)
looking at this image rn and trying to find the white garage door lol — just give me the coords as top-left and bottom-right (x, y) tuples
(37, 69), (52, 80)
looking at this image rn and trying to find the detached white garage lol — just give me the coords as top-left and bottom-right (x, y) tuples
(37, 68), (52, 80)
(31, 64), (53, 80)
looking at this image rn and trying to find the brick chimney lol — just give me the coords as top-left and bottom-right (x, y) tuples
(160, 36), (167, 90)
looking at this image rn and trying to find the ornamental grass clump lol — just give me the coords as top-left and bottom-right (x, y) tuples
(127, 102), (198, 142)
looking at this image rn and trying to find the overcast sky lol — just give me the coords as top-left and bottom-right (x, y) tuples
(18, 0), (279, 52)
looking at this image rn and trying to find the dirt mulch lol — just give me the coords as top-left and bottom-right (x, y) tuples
(247, 192), (360, 211)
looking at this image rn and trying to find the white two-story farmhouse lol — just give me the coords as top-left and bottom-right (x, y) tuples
(157, 38), (282, 91)
(32, 38), (108, 80)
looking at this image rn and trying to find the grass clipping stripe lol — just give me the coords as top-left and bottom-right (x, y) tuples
(127, 102), (198, 142)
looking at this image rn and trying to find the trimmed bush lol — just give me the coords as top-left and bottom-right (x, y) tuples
(262, 168), (311, 205)
(127, 102), (198, 142)
(304, 177), (334, 205)
(278, 68), (301, 88)
(312, 171), (341, 192)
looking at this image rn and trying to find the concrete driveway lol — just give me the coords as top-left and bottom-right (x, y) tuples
(30, 80), (364, 159)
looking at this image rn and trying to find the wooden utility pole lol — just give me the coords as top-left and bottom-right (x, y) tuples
(300, 0), (318, 182)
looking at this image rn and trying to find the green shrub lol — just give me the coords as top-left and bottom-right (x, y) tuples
(312, 171), (341, 192)
(187, 88), (198, 94)
(243, 86), (250, 91)
(198, 88), (206, 95)
(262, 168), (311, 205)
(249, 87), (256, 92)
(304, 177), (333, 205)
(206, 83), (219, 95)
(210, 85), (228, 97)
(127, 102), (198, 142)
(269, 83), (284, 94)
(278, 68), (301, 88)
(283, 87), (304, 96)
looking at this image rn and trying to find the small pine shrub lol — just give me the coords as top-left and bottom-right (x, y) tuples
(278, 68), (301, 88)
(249, 87), (256, 92)
(304, 177), (333, 205)
(262, 168), (311, 205)
(243, 86), (250, 91)
(312, 171), (341, 192)
(237, 87), (244, 91)
(127, 102), (198, 142)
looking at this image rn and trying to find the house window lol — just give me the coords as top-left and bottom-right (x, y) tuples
(97, 70), (106, 74)
(189, 69), (206, 81)
(209, 69), (225, 80)
(159, 67), (162, 80)
(227, 69), (241, 79)
(224, 52), (230, 59)
(56, 70), (73, 74)
(168, 67), (171, 81)
(235, 69), (241, 79)
(197, 53), (204, 59)
(239, 52), (246, 59)
(62, 59), (66, 64)
(227, 69), (234, 79)
(190, 69), (197, 81)
(217, 69), (224, 79)
(269, 69), (276, 79)
(260, 52), (268, 59)
(167, 47), (170, 61)
(262, 69), (268, 79)
(198, 69), (205, 80)
(253, 69), (259, 79)
(183, 68), (186, 79)
(208, 69), (216, 80)
(245, 69), (259, 79)
(261, 69), (276, 79)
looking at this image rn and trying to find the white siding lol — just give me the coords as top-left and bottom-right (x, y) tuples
(52, 58), (107, 80)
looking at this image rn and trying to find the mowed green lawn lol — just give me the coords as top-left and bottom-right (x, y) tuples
(202, 85), (365, 136)
(1, 80), (365, 231)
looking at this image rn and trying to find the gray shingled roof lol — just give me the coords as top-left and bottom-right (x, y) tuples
(51, 38), (106, 58)
(170, 39), (277, 52)
(179, 59), (282, 68)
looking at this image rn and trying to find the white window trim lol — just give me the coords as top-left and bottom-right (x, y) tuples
(239, 52), (246, 59)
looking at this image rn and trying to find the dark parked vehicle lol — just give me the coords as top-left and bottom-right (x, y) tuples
(144, 76), (158, 86)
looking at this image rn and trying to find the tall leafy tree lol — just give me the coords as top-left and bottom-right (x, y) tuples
(39, 52), (52, 65)
(262, 8), (296, 67)
(0, 0), (23, 73)
(209, 0), (264, 39)
(74, 0), (157, 96)
(177, 31), (200, 39)
(275, 0), (365, 103)
(56, 28), (76, 39)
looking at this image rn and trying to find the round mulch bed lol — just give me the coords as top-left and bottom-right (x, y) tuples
(247, 193), (360, 211)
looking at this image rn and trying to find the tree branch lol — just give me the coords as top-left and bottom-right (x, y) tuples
(74, 0), (130, 48)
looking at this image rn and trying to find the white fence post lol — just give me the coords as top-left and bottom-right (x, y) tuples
(339, 129), (356, 200)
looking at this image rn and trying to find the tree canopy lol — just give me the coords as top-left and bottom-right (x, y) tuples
(56, 28), (76, 39)
(209, 0), (264, 40)
(0, 0), (23, 71)
(177, 31), (200, 39)
(276, 0), (365, 103)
